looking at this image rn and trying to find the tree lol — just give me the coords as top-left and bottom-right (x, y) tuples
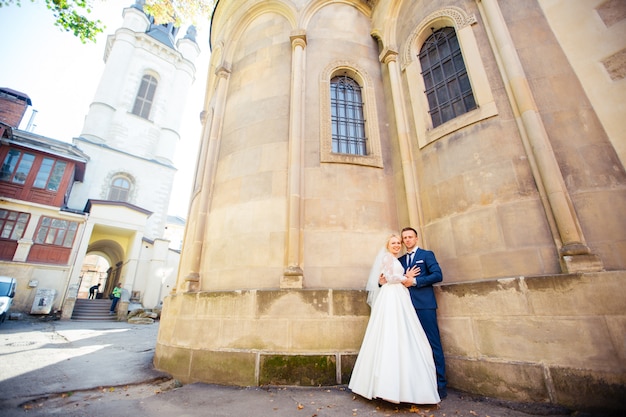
(0, 0), (214, 43)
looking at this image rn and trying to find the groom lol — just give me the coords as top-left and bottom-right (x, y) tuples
(399, 226), (447, 399)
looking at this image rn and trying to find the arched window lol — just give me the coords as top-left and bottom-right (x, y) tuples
(108, 177), (131, 202)
(131, 75), (158, 119)
(419, 27), (476, 128)
(330, 75), (367, 155)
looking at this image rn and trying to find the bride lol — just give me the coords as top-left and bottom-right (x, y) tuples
(348, 235), (440, 405)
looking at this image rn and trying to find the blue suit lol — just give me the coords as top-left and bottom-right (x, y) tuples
(399, 248), (447, 396)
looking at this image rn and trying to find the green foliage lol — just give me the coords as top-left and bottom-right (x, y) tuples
(46, 0), (104, 43)
(143, 0), (215, 28)
(0, 0), (216, 42)
(0, 0), (104, 43)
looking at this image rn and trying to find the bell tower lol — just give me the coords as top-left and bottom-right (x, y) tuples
(68, 1), (200, 238)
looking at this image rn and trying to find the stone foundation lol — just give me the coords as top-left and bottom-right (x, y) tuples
(154, 271), (626, 414)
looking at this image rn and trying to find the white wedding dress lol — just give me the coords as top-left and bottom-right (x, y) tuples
(348, 252), (440, 404)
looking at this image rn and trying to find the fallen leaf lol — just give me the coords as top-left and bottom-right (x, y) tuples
(297, 403), (304, 410)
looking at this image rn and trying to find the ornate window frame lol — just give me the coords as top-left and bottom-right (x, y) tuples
(402, 7), (498, 148)
(104, 172), (136, 203)
(320, 61), (383, 168)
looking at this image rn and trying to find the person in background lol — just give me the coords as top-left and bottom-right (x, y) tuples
(88, 283), (100, 300)
(399, 226), (447, 399)
(109, 283), (122, 314)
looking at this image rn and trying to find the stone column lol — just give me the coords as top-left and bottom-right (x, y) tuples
(477, 0), (602, 273)
(380, 48), (424, 236)
(61, 219), (94, 320)
(282, 30), (307, 289)
(178, 64), (231, 293)
(119, 231), (143, 296)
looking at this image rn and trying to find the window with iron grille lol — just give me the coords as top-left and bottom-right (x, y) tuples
(108, 176), (131, 202)
(419, 27), (476, 128)
(34, 217), (78, 248)
(330, 75), (367, 155)
(131, 75), (158, 119)
(0, 209), (30, 240)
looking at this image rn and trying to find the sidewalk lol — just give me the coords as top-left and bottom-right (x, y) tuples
(0, 316), (613, 417)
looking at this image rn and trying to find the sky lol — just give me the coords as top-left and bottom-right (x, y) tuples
(0, 0), (211, 218)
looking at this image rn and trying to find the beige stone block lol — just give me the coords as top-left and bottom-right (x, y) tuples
(183, 317), (221, 350)
(291, 317), (367, 351)
(498, 199), (552, 249)
(464, 160), (521, 206)
(550, 366), (626, 412)
(451, 208), (505, 256)
(480, 248), (546, 278)
(525, 272), (626, 316)
(261, 144), (288, 179)
(153, 343), (192, 382)
(259, 354), (337, 386)
(240, 172), (275, 202)
(474, 316), (621, 371)
(208, 199), (286, 236)
(434, 175), (469, 218)
(437, 278), (532, 317)
(572, 190), (626, 242)
(169, 317), (200, 348)
(179, 292), (199, 317)
(438, 317), (479, 358)
(189, 318), (221, 349)
(591, 240), (626, 271)
(210, 177), (242, 208)
(538, 245), (562, 274)
(446, 357), (549, 402)
(512, 155), (539, 196)
(303, 266), (324, 288)
(305, 168), (337, 200)
(196, 291), (257, 318)
(220, 318), (290, 350)
(304, 230), (345, 267)
(317, 266), (371, 289)
(605, 315), (626, 365)
(423, 219), (457, 260)
(435, 255), (483, 284)
(257, 290), (330, 318)
(332, 289), (370, 317)
(225, 148), (263, 178)
(190, 350), (257, 386)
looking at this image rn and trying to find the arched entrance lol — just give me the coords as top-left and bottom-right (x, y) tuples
(78, 254), (110, 299)
(83, 239), (125, 297)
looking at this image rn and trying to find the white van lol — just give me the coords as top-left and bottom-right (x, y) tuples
(0, 276), (17, 324)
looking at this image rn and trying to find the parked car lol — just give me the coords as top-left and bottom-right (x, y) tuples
(0, 276), (16, 324)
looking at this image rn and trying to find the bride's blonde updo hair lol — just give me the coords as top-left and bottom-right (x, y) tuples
(386, 234), (401, 252)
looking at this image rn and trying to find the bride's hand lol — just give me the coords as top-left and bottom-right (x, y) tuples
(402, 266), (421, 287)
(378, 273), (387, 286)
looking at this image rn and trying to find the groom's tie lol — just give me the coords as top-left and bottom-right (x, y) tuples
(407, 251), (414, 265)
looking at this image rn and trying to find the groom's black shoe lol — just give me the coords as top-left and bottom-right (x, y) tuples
(438, 388), (448, 399)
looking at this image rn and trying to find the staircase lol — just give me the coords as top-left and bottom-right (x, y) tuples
(71, 298), (117, 321)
